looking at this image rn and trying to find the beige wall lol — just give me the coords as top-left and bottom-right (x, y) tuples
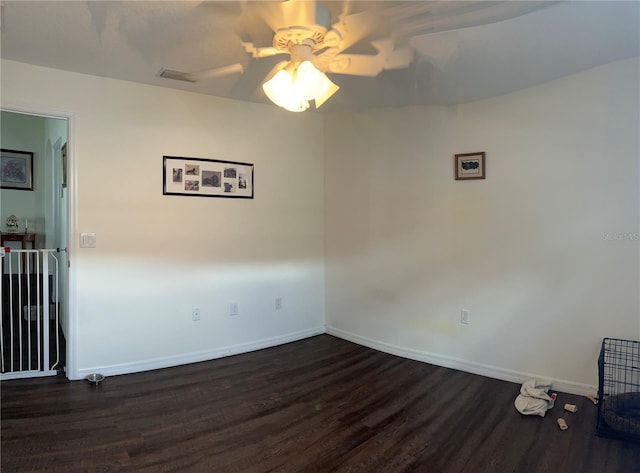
(324, 57), (640, 393)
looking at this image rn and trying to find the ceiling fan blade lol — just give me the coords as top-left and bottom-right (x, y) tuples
(324, 41), (413, 78)
(198, 1), (275, 51)
(229, 55), (285, 100)
(317, 33), (414, 78)
(324, 10), (379, 53)
(197, 1), (245, 19)
(159, 63), (244, 83)
(255, 1), (332, 34)
(252, 1), (298, 33)
(383, 46), (413, 70)
(242, 41), (285, 59)
(382, 1), (556, 38)
(281, 0), (320, 28)
(368, 40), (413, 70)
(325, 54), (382, 77)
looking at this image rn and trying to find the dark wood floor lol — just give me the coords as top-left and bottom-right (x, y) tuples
(1, 335), (638, 473)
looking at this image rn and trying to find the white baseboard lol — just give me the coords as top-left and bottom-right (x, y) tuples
(326, 326), (596, 396)
(73, 325), (597, 396)
(73, 326), (325, 380)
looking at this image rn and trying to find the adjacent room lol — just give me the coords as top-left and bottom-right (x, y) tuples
(1, 1), (639, 472)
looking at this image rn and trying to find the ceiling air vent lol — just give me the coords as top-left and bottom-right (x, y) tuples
(158, 69), (196, 83)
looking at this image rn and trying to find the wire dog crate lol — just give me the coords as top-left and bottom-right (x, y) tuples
(596, 338), (640, 442)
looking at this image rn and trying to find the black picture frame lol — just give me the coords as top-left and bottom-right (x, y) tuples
(163, 156), (254, 199)
(1, 149), (34, 191)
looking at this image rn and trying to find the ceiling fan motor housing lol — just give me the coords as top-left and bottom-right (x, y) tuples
(273, 25), (327, 54)
(271, 2), (334, 54)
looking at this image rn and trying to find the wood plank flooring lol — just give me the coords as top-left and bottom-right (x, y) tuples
(1, 334), (638, 472)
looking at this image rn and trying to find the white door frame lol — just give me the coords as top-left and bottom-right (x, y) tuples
(1, 104), (77, 380)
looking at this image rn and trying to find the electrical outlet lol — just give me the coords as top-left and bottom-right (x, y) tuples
(461, 309), (470, 325)
(275, 297), (282, 310)
(192, 308), (201, 321)
(230, 303), (238, 316)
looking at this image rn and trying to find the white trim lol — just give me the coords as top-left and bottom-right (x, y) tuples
(65, 113), (77, 380)
(326, 326), (597, 396)
(0, 104), (77, 380)
(73, 326), (325, 380)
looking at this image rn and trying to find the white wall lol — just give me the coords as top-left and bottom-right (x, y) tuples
(3, 56), (637, 392)
(324, 57), (640, 393)
(1, 60), (326, 379)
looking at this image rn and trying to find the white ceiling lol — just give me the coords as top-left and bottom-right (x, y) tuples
(1, 1), (638, 112)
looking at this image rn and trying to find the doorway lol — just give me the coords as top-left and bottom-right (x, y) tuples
(1, 109), (69, 378)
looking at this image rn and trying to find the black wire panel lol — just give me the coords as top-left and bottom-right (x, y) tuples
(596, 338), (640, 442)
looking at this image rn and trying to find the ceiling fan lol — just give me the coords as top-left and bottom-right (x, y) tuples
(158, 1), (556, 112)
(159, 0), (413, 112)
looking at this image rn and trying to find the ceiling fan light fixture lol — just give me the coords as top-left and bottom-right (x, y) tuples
(262, 67), (309, 112)
(311, 69), (340, 108)
(296, 60), (325, 100)
(263, 60), (339, 112)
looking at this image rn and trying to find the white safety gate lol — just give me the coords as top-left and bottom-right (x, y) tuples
(1, 248), (64, 380)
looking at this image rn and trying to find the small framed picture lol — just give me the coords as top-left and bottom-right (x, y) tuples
(454, 152), (485, 180)
(1, 148), (34, 191)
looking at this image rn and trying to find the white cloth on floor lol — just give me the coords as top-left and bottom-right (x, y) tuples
(514, 379), (556, 417)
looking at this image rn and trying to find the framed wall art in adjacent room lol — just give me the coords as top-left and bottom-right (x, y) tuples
(0, 148), (34, 191)
(454, 152), (485, 180)
(163, 155), (254, 199)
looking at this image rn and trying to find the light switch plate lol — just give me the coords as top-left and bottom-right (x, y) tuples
(80, 232), (96, 248)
